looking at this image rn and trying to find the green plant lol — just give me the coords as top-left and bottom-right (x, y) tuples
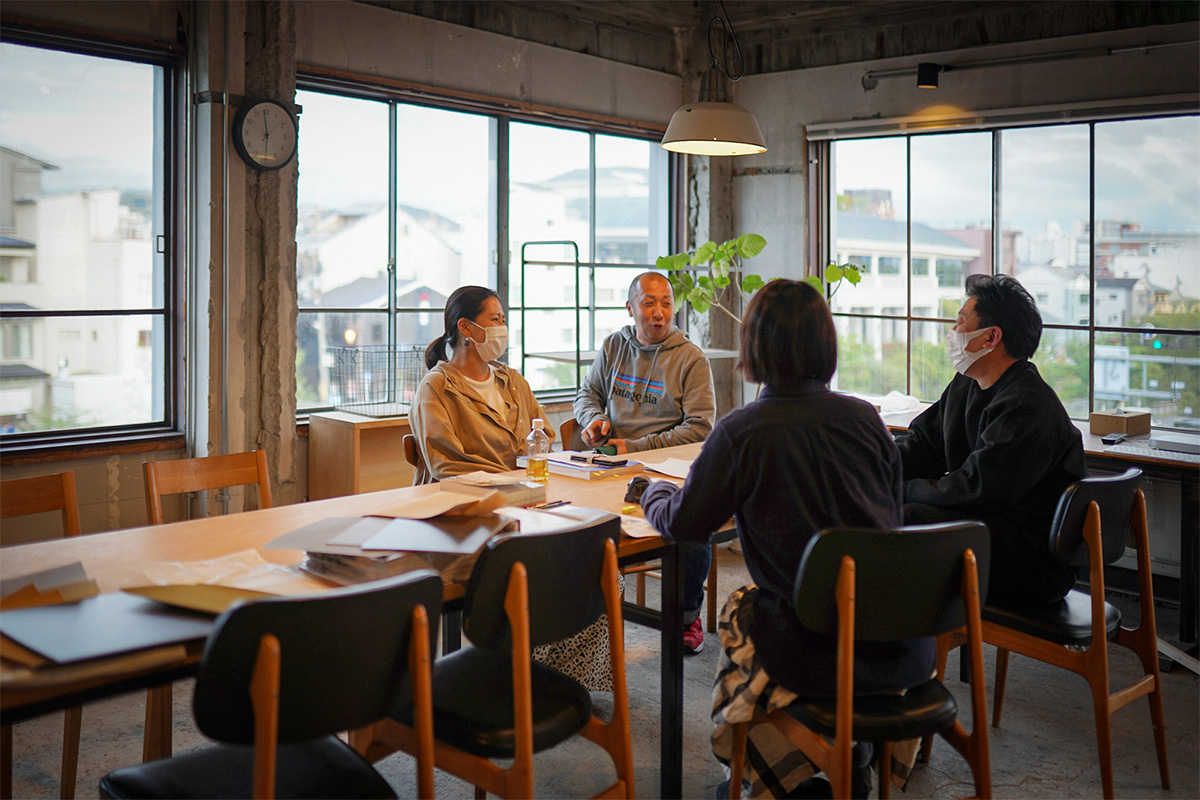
(656, 233), (863, 323)
(657, 234), (767, 324)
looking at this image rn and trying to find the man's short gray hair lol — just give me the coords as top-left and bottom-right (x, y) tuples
(628, 271), (673, 304)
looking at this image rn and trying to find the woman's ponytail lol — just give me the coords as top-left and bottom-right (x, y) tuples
(424, 335), (449, 370)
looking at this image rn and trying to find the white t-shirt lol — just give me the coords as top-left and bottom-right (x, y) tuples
(460, 366), (505, 415)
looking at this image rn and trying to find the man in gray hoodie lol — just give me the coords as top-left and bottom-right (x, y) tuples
(574, 271), (717, 652)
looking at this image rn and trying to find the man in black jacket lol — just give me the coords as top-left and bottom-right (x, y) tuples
(896, 274), (1087, 608)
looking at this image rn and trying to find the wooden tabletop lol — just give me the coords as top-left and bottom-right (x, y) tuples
(0, 443), (703, 714)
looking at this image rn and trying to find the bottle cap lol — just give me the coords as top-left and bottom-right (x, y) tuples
(532, 418), (543, 430)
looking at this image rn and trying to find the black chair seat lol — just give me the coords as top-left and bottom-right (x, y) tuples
(789, 679), (959, 744)
(99, 736), (397, 799)
(982, 589), (1120, 645)
(396, 645), (592, 759)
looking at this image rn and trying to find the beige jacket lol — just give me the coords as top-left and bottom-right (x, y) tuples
(408, 361), (555, 485)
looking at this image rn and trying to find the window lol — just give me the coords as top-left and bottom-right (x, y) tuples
(824, 114), (1200, 431)
(878, 257), (902, 275)
(511, 126), (669, 393)
(295, 85), (669, 411)
(0, 38), (174, 439)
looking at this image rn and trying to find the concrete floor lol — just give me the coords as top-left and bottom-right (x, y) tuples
(6, 544), (1197, 799)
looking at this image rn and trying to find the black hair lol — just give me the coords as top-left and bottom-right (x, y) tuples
(964, 274), (1042, 360)
(425, 285), (500, 369)
(739, 279), (837, 387)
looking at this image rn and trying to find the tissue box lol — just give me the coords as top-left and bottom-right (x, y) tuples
(1089, 409), (1151, 436)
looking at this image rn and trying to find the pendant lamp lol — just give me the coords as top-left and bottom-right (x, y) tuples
(661, 3), (766, 157)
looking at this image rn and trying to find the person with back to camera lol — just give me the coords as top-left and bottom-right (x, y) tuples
(410, 285), (621, 692)
(638, 279), (928, 799)
(574, 271), (717, 653)
(895, 273), (1087, 609)
(409, 285), (553, 485)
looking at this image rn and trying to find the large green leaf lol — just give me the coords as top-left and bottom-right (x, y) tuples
(741, 274), (765, 293)
(802, 276), (823, 292)
(691, 241), (718, 265)
(687, 287), (712, 313)
(713, 274), (731, 289)
(736, 233), (767, 259)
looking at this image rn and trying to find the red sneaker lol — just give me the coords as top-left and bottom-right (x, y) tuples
(683, 618), (705, 654)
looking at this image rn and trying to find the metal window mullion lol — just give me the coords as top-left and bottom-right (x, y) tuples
(1088, 122), (1097, 415)
(387, 102), (399, 404)
(905, 135), (913, 396)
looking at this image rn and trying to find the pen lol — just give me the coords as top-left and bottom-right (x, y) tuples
(534, 500), (571, 509)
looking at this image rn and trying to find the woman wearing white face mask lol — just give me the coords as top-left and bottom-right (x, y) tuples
(411, 285), (617, 692)
(409, 285), (554, 485)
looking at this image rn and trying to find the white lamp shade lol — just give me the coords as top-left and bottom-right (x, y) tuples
(660, 101), (767, 156)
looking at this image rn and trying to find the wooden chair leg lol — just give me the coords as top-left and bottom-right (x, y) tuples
(706, 542), (719, 633)
(1088, 673), (1116, 800)
(61, 706), (82, 800)
(991, 648), (1009, 728)
(2, 724), (12, 800)
(143, 685), (173, 762)
(878, 741), (893, 800)
(636, 573), (646, 606)
(728, 722), (748, 800)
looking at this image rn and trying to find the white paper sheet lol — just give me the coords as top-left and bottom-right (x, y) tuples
(640, 457), (694, 480)
(619, 514), (659, 538)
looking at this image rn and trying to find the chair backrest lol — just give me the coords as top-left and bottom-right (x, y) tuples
(1048, 467), (1142, 568)
(192, 570), (442, 744)
(0, 471), (82, 540)
(462, 513), (621, 649)
(144, 450), (274, 524)
(793, 522), (991, 642)
(560, 418), (586, 451)
(402, 433), (421, 468)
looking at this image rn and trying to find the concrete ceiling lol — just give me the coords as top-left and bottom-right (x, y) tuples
(355, 1), (1199, 75)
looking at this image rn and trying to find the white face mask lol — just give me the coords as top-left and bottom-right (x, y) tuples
(945, 326), (994, 375)
(466, 319), (508, 362)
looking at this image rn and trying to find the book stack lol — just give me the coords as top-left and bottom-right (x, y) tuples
(516, 452), (645, 481)
(440, 473), (547, 506)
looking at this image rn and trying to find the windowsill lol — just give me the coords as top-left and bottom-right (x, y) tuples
(0, 430), (187, 466)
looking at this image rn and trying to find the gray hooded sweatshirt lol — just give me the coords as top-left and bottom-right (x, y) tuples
(573, 326), (715, 453)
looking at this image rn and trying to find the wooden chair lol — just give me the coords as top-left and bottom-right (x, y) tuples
(728, 523), (992, 800)
(562, 417), (723, 632)
(402, 433), (423, 471)
(143, 449), (273, 525)
(140, 449), (275, 761)
(977, 468), (1169, 799)
(98, 570), (442, 799)
(354, 515), (635, 799)
(0, 471), (84, 799)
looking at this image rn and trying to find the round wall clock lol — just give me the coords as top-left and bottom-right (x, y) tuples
(231, 98), (297, 171)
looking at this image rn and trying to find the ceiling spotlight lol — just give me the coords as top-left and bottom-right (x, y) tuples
(917, 62), (943, 89)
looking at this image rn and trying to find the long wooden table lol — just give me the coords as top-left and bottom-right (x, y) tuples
(1, 443), (706, 798)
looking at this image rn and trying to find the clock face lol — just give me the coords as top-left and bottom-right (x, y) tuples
(233, 100), (297, 171)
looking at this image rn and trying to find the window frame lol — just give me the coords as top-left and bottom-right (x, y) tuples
(815, 108), (1200, 430)
(294, 73), (676, 416)
(0, 29), (184, 455)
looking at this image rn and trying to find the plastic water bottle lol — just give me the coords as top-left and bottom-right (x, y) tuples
(526, 418), (550, 483)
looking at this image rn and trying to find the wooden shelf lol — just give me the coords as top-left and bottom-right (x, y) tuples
(307, 411), (413, 499)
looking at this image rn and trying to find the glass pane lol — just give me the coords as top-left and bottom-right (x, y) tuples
(912, 132), (991, 312)
(518, 309), (595, 392)
(1027, 327), (1091, 420)
(510, 123), (590, 392)
(1, 43), (167, 435)
(1001, 125), (1091, 324)
(1095, 330), (1199, 431)
(396, 104), (494, 291)
(296, 91), (389, 411)
(908, 320), (958, 402)
(830, 315), (908, 397)
(0, 313), (164, 433)
(1095, 117), (1200, 333)
(831, 138), (906, 315)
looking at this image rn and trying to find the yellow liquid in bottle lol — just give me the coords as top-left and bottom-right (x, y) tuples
(526, 456), (549, 483)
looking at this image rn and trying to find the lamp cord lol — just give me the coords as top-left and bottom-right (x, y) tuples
(708, 0), (745, 82)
